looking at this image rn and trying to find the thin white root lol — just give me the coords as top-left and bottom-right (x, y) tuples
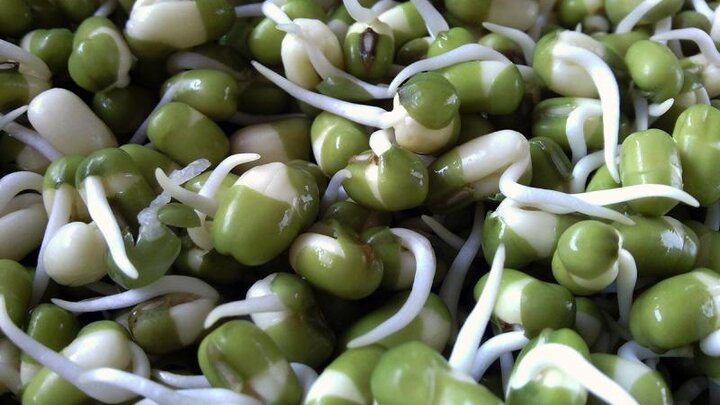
(615, 0), (663, 33)
(154, 169), (219, 216)
(252, 61), (388, 127)
(32, 186), (72, 304)
(291, 362), (319, 397)
(448, 244), (505, 374)
(631, 86), (649, 131)
(83, 176), (139, 279)
(128, 342), (151, 378)
(136, 389), (263, 405)
(0, 38), (51, 81)
(420, 215), (464, 250)
(93, 0), (117, 17)
(616, 249), (638, 326)
(78, 368), (198, 405)
(262, 1), (292, 25)
(499, 156), (633, 225)
(692, 0), (715, 21)
(1, 120), (63, 161)
(129, 83), (180, 145)
(471, 330), (528, 380)
(51, 275), (219, 312)
(347, 228), (436, 348)
(570, 150), (606, 194)
(510, 343), (639, 405)
(482, 22), (536, 64)
(574, 184), (699, 208)
(0, 105), (28, 133)
(617, 340), (693, 363)
(204, 295), (286, 328)
(552, 43), (621, 183)
(387, 44), (512, 94)
(0, 171), (42, 212)
(439, 204), (484, 326)
(651, 28), (720, 65)
(565, 101), (600, 163)
(151, 370), (210, 389)
(167, 53), (246, 81)
(184, 153), (260, 250)
(343, 0), (377, 24)
(320, 169), (351, 212)
(411, 0), (448, 39)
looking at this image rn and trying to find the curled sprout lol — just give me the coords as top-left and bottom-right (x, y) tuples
(420, 215), (464, 250)
(471, 330), (529, 381)
(565, 99), (601, 163)
(128, 82), (181, 145)
(94, 0), (118, 17)
(291, 362), (319, 397)
(0, 109), (63, 162)
(615, 0), (664, 33)
(510, 343), (639, 405)
(83, 176), (139, 279)
(410, 0), (448, 39)
(152, 370), (210, 389)
(276, 22), (390, 98)
(0, 296), (147, 404)
(0, 38), (51, 81)
(652, 28), (720, 65)
(482, 22), (536, 64)
(569, 150), (607, 194)
(51, 275), (219, 312)
(616, 249), (638, 326)
(448, 243), (505, 375)
(167, 153), (262, 250)
(347, 228), (436, 348)
(320, 169), (351, 213)
(203, 294), (285, 328)
(439, 203), (484, 326)
(551, 42), (621, 183)
(618, 340), (693, 363)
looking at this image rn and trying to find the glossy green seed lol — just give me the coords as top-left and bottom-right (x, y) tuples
(305, 345), (385, 405)
(589, 354), (672, 405)
(213, 162), (319, 266)
(508, 328), (590, 405)
(310, 112), (369, 176)
(119, 144), (180, 192)
(475, 269), (576, 337)
(343, 23), (395, 81)
(629, 268), (720, 351)
(398, 72), (459, 130)
(529, 136), (572, 191)
(552, 220), (620, 295)
(625, 40), (683, 103)
(21, 28), (73, 75)
(290, 221), (383, 300)
(147, 102), (229, 166)
(613, 215), (698, 278)
(107, 226), (181, 289)
(340, 292), (451, 351)
(198, 320), (302, 405)
(441, 60), (524, 115)
(0, 260), (32, 328)
(162, 69), (240, 121)
(620, 129), (683, 216)
(673, 104), (720, 206)
(427, 27), (475, 57)
(93, 86), (156, 137)
(605, 0), (683, 25)
(371, 341), (502, 405)
(229, 118), (311, 170)
(343, 145), (429, 212)
(0, 0), (32, 36)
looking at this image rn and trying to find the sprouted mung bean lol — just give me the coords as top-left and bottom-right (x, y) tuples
(3, 0), (720, 404)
